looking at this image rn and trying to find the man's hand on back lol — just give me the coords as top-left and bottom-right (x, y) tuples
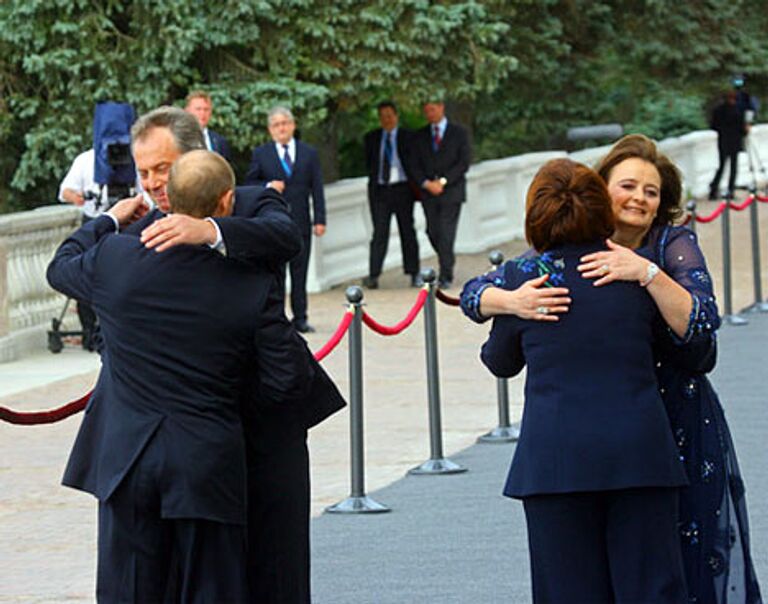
(108, 195), (149, 227)
(141, 215), (217, 252)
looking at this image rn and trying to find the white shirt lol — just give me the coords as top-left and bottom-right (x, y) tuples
(431, 117), (448, 142)
(274, 139), (297, 166)
(203, 128), (213, 151)
(58, 149), (108, 218)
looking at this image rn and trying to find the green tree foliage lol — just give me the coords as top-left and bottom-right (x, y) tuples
(0, 0), (514, 210)
(3, 1), (768, 213)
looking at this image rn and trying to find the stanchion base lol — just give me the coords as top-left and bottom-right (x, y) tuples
(724, 314), (749, 326)
(325, 495), (390, 514)
(741, 301), (768, 314)
(477, 425), (520, 443)
(408, 457), (467, 475)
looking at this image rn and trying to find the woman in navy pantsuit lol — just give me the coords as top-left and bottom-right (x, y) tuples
(481, 159), (688, 603)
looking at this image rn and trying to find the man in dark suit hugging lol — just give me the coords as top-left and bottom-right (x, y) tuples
(47, 151), (314, 603)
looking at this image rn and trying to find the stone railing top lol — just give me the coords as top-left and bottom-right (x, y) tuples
(0, 205), (81, 237)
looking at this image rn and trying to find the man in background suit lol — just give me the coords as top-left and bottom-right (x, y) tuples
(362, 101), (421, 289)
(47, 151), (313, 602)
(245, 106), (327, 334)
(185, 90), (232, 162)
(410, 101), (471, 289)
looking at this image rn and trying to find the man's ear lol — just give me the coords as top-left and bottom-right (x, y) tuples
(213, 189), (234, 217)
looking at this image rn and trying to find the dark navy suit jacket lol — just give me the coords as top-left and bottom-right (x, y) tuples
(208, 129), (232, 163)
(244, 141), (326, 230)
(48, 215), (313, 524)
(410, 121), (470, 205)
(125, 186), (345, 428)
(481, 242), (688, 498)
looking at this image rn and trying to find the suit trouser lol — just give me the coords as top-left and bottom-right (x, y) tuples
(246, 407), (310, 604)
(289, 231), (312, 323)
(522, 487), (687, 604)
(97, 437), (247, 604)
(421, 200), (462, 282)
(368, 183), (420, 278)
(710, 148), (739, 196)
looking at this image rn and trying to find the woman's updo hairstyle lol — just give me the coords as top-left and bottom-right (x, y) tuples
(525, 158), (615, 252)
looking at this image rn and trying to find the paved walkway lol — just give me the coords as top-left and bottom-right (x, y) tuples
(1, 198), (767, 602)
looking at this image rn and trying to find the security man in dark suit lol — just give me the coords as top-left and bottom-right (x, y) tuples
(185, 90), (232, 162)
(244, 106), (327, 334)
(362, 101), (421, 289)
(410, 101), (471, 289)
(47, 150), (314, 603)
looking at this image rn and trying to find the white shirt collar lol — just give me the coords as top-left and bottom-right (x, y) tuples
(275, 138), (296, 159)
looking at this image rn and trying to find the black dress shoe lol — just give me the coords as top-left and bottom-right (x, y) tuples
(410, 274), (424, 288)
(293, 320), (316, 334)
(362, 276), (379, 289)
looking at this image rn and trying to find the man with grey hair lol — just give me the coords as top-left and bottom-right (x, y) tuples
(48, 149), (316, 602)
(244, 105), (327, 335)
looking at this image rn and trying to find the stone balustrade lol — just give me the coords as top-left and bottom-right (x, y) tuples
(0, 206), (82, 361)
(3, 126), (768, 360)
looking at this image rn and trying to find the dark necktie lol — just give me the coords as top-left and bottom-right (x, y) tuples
(282, 144), (293, 176)
(381, 132), (393, 184)
(432, 124), (442, 151)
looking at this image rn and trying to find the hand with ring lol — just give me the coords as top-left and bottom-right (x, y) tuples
(577, 239), (649, 286)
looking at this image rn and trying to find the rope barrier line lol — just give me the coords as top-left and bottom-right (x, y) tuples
(435, 288), (460, 306)
(756, 195), (768, 203)
(729, 196), (755, 212)
(313, 308), (355, 361)
(681, 214), (692, 226)
(0, 392), (91, 425)
(362, 288), (428, 335)
(695, 201), (727, 224)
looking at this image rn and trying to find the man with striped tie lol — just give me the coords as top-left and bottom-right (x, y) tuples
(245, 106), (326, 334)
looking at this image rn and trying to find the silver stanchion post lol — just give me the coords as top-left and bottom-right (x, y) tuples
(742, 189), (768, 313)
(721, 199), (749, 326)
(408, 268), (467, 475)
(686, 199), (697, 235)
(326, 286), (390, 514)
(478, 251), (519, 444)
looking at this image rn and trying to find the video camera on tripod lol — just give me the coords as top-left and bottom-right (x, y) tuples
(92, 101), (137, 211)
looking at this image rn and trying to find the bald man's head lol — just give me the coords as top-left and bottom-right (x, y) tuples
(167, 150), (235, 218)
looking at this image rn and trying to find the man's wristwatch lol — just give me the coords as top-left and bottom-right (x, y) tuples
(438, 177), (447, 186)
(640, 262), (660, 287)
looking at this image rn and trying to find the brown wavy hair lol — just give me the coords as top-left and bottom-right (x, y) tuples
(525, 158), (615, 251)
(595, 134), (683, 226)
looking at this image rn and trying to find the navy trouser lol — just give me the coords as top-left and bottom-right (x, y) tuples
(522, 487), (687, 604)
(96, 439), (247, 603)
(421, 200), (462, 282)
(368, 183), (420, 278)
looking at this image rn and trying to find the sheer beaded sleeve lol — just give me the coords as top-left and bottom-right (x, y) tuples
(459, 268), (505, 324)
(653, 225), (721, 344)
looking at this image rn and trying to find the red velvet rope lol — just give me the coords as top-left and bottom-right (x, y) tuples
(728, 196), (755, 211)
(756, 194), (768, 203)
(435, 288), (460, 306)
(362, 288), (428, 335)
(313, 309), (354, 361)
(0, 392), (91, 425)
(695, 201), (727, 223)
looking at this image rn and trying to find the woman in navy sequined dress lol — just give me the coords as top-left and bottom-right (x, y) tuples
(461, 135), (762, 604)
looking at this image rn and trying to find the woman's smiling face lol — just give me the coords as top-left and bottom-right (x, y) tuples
(606, 157), (662, 235)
